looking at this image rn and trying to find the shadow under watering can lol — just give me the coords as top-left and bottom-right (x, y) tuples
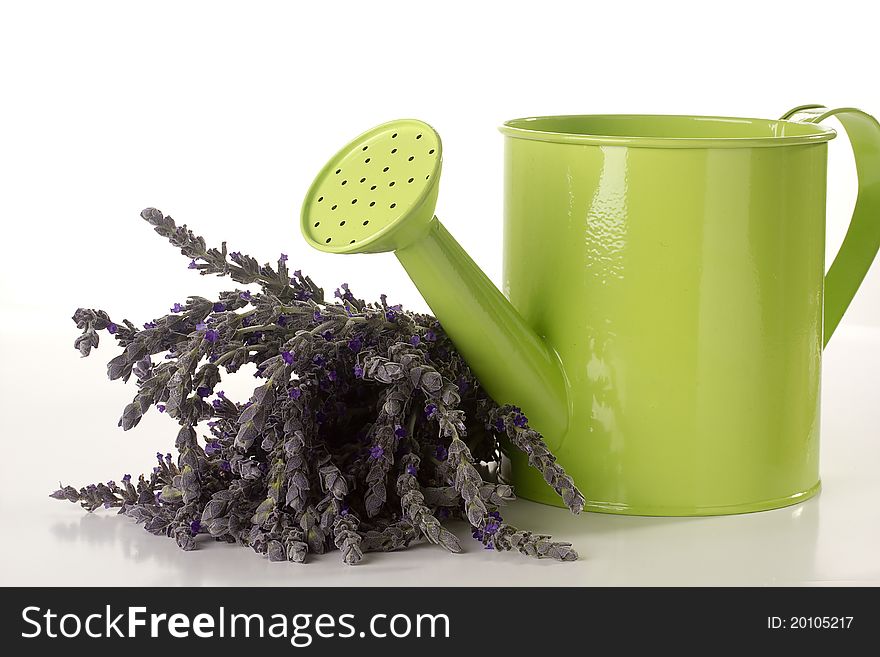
(301, 106), (880, 517)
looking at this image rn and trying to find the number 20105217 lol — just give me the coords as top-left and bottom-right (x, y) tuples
(768, 616), (854, 630)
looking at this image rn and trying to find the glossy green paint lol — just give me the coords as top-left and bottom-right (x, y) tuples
(301, 107), (880, 516)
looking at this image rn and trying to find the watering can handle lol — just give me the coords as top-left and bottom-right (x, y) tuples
(781, 104), (880, 347)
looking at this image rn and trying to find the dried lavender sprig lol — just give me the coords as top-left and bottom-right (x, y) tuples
(396, 454), (462, 553)
(487, 405), (586, 515)
(332, 514), (364, 565)
(489, 523), (579, 562)
(54, 208), (584, 565)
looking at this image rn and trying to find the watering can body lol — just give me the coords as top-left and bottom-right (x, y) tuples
(495, 110), (880, 514)
(503, 116), (830, 514)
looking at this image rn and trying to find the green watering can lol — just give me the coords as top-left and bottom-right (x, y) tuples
(301, 105), (880, 516)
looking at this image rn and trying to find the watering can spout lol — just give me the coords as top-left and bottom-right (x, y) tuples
(396, 218), (570, 443)
(300, 118), (569, 448)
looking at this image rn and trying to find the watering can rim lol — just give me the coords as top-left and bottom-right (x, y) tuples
(499, 113), (836, 149)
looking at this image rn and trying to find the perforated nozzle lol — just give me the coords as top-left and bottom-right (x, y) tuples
(301, 119), (442, 254)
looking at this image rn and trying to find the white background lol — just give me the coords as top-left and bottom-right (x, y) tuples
(1, 0), (878, 585)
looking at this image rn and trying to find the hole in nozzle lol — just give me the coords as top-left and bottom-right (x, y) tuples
(325, 237), (332, 243)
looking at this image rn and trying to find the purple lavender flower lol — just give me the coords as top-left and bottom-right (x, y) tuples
(514, 413), (528, 428)
(106, 323), (118, 334)
(195, 322), (207, 332)
(293, 269), (302, 279)
(208, 354), (218, 362)
(425, 403), (437, 419)
(494, 418), (505, 433)
(188, 259), (198, 269)
(353, 364), (364, 379)
(190, 519), (202, 534)
(425, 329), (437, 342)
(472, 527), (484, 541)
(281, 351), (294, 365)
(484, 519), (500, 535)
(288, 387), (302, 400)
(340, 504), (350, 516)
(328, 370), (337, 382)
(394, 426), (408, 438)
(171, 302), (183, 313)
(220, 460), (231, 472)
(106, 480), (116, 488)
(406, 464), (418, 476)
(143, 321), (157, 329)
(204, 329), (220, 343)
(385, 310), (397, 321)
(157, 404), (166, 413)
(196, 386), (211, 398)
(409, 334), (420, 346)
(322, 330), (333, 341)
(312, 310), (323, 322)
(239, 290), (251, 301)
(347, 337), (362, 353)
(279, 253), (288, 263)
(212, 398), (223, 409)
(435, 444), (448, 461)
(122, 474), (131, 483)
(213, 302), (226, 312)
(313, 354), (326, 367)
(369, 445), (384, 460)
(276, 314), (288, 326)
(205, 440), (221, 455)
(230, 251), (243, 263)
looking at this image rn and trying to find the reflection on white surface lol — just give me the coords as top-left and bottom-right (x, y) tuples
(36, 495), (826, 586)
(1, 322), (879, 586)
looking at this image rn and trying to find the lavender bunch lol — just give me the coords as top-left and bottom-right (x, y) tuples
(53, 208), (584, 564)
